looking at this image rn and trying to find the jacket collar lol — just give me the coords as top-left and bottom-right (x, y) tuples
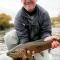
(21, 4), (38, 19)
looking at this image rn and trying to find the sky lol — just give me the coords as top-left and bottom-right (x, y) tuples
(0, 0), (60, 23)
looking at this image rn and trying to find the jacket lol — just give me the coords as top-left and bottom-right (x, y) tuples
(14, 5), (52, 44)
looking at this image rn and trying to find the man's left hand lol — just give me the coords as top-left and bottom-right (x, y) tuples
(44, 36), (60, 48)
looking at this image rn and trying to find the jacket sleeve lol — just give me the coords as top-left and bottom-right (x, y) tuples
(41, 11), (52, 39)
(14, 14), (29, 44)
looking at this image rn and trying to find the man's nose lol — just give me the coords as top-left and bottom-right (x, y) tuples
(25, 0), (31, 2)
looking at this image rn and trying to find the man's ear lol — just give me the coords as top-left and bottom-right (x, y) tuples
(35, 0), (37, 3)
(36, 0), (37, 1)
(21, 0), (23, 2)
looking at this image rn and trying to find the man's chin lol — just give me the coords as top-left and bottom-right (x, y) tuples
(26, 8), (34, 12)
(28, 10), (33, 12)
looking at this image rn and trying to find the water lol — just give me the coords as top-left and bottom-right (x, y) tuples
(0, 43), (8, 55)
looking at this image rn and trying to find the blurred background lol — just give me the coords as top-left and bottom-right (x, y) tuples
(0, 0), (60, 60)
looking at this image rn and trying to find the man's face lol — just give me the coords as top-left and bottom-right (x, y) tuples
(21, 0), (37, 12)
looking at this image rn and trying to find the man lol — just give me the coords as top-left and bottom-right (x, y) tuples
(14, 0), (60, 48)
(4, 0), (60, 60)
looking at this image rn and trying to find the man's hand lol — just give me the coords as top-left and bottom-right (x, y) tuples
(44, 36), (60, 48)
